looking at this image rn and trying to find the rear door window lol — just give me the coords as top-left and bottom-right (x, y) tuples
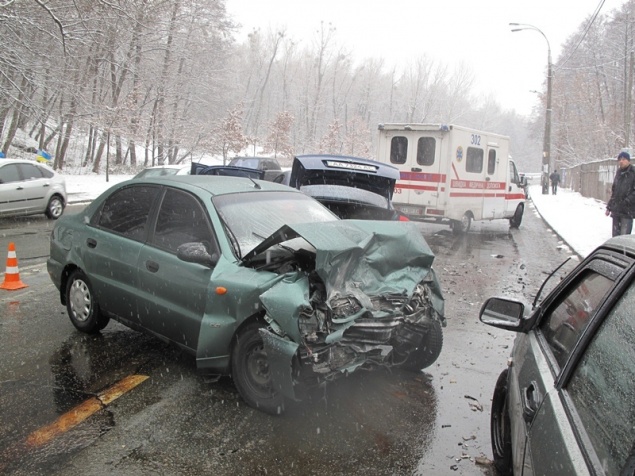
(416, 137), (435, 166)
(92, 185), (161, 241)
(390, 137), (408, 165)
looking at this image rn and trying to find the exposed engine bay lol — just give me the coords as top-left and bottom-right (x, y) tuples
(242, 220), (446, 400)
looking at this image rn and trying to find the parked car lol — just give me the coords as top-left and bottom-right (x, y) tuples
(0, 159), (67, 219)
(287, 154), (408, 220)
(132, 164), (190, 179)
(228, 156), (283, 182)
(47, 175), (445, 414)
(480, 234), (635, 475)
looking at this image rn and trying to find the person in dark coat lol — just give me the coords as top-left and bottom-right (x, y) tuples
(606, 151), (635, 236)
(549, 170), (561, 194)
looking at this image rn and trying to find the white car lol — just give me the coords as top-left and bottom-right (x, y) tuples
(0, 159), (67, 219)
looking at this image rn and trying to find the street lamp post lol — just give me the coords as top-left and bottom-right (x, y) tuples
(510, 23), (552, 195)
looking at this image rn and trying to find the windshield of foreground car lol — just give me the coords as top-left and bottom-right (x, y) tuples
(213, 191), (338, 256)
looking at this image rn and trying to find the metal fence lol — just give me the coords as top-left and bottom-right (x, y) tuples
(560, 158), (618, 204)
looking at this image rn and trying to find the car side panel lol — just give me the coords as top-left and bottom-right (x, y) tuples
(81, 228), (144, 324)
(511, 331), (587, 476)
(135, 246), (212, 353)
(0, 181), (27, 215)
(18, 176), (49, 213)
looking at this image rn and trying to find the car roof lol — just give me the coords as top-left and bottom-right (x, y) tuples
(130, 174), (298, 196)
(0, 158), (56, 170)
(601, 234), (635, 256)
(1, 158), (47, 165)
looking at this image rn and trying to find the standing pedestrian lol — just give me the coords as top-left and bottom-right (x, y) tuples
(606, 151), (635, 236)
(549, 170), (561, 195)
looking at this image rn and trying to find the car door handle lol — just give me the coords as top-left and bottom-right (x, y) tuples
(145, 260), (159, 273)
(411, 167), (422, 172)
(522, 381), (542, 423)
(86, 238), (97, 248)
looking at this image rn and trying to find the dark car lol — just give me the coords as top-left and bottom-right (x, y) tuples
(48, 176), (445, 414)
(227, 156), (283, 182)
(480, 235), (635, 475)
(287, 154), (408, 221)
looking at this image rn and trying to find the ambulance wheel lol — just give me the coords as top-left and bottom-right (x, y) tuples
(509, 204), (524, 228)
(451, 214), (471, 234)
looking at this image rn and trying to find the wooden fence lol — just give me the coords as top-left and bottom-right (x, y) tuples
(560, 158), (618, 204)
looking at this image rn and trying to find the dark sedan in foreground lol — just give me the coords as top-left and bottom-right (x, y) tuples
(480, 235), (635, 475)
(48, 176), (445, 414)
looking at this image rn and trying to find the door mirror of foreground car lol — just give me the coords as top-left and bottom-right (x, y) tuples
(177, 242), (219, 268)
(479, 297), (526, 331)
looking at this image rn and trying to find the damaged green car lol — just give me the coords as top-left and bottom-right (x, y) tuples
(48, 176), (445, 414)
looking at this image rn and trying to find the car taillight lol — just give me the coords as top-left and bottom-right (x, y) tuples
(398, 215), (410, 221)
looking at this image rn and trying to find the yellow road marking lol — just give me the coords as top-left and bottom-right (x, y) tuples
(26, 374), (148, 448)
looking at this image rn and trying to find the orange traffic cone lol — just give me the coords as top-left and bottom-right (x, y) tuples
(0, 242), (28, 290)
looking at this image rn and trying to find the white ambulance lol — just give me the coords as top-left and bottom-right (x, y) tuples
(376, 123), (526, 233)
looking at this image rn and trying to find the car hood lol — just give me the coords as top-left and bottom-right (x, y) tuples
(243, 220), (440, 305)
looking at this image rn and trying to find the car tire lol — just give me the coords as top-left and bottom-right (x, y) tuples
(399, 319), (444, 371)
(231, 321), (285, 415)
(451, 213), (472, 234)
(491, 369), (513, 476)
(509, 204), (524, 228)
(66, 270), (110, 333)
(45, 195), (65, 219)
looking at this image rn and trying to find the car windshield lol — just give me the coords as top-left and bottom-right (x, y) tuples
(134, 167), (181, 178)
(229, 158), (260, 169)
(300, 184), (389, 208)
(213, 191), (337, 256)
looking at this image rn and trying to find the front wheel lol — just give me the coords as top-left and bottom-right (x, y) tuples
(231, 322), (285, 415)
(45, 195), (65, 219)
(509, 204), (524, 228)
(491, 369), (513, 476)
(399, 319), (444, 371)
(66, 270), (110, 333)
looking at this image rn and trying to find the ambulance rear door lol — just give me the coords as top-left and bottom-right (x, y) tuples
(384, 130), (445, 219)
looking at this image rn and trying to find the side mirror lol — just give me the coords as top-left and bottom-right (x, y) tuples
(177, 242), (219, 268)
(479, 297), (525, 331)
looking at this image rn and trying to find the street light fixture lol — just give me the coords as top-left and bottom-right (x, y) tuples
(510, 22), (553, 195)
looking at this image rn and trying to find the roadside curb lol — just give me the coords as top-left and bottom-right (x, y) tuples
(528, 197), (582, 259)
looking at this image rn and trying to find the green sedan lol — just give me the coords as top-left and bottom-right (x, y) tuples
(48, 176), (445, 414)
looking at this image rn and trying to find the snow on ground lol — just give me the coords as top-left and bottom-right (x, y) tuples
(60, 175), (616, 259)
(528, 185), (612, 258)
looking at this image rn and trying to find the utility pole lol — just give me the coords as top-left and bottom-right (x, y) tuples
(510, 23), (552, 194)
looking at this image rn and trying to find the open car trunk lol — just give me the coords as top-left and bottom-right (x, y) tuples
(288, 155), (406, 220)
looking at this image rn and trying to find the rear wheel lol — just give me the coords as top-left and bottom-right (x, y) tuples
(509, 204), (524, 228)
(66, 270), (110, 333)
(399, 319), (444, 370)
(231, 322), (285, 415)
(451, 213), (472, 234)
(45, 195), (65, 219)
(491, 369), (513, 476)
